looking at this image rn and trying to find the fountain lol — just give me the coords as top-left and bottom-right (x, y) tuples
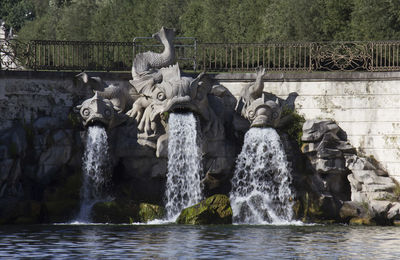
(230, 127), (294, 224)
(164, 113), (203, 220)
(76, 125), (111, 222)
(73, 28), (294, 225)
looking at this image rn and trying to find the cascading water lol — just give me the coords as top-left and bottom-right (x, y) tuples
(76, 125), (111, 222)
(164, 113), (202, 221)
(230, 127), (294, 224)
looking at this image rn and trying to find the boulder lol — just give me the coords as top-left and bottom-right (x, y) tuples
(345, 154), (376, 171)
(138, 203), (165, 222)
(388, 203), (400, 220)
(312, 158), (346, 174)
(302, 120), (340, 142)
(92, 200), (139, 223)
(176, 194), (232, 224)
(348, 169), (397, 203)
(339, 201), (369, 220)
(369, 200), (392, 217)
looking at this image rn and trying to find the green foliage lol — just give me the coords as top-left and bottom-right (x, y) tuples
(5, 0), (400, 42)
(0, 0), (35, 31)
(67, 112), (81, 129)
(280, 108), (305, 147)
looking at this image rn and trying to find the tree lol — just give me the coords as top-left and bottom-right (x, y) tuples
(0, 0), (35, 32)
(350, 0), (400, 40)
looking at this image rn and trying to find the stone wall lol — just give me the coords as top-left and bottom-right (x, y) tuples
(217, 71), (400, 182)
(0, 71), (131, 131)
(1, 70), (400, 182)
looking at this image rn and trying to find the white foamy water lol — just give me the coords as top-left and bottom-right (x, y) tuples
(76, 125), (111, 222)
(230, 127), (295, 225)
(164, 113), (202, 221)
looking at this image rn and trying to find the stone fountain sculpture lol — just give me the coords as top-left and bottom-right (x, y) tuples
(74, 27), (291, 205)
(235, 67), (282, 128)
(75, 72), (134, 129)
(125, 27), (228, 158)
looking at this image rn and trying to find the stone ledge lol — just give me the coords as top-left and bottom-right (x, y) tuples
(2, 70), (400, 82)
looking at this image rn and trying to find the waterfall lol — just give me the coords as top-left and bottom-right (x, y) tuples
(164, 113), (202, 221)
(230, 127), (294, 224)
(76, 125), (111, 222)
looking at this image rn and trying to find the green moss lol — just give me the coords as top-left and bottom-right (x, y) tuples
(393, 220), (400, 226)
(299, 192), (332, 223)
(176, 194), (232, 225)
(67, 112), (81, 129)
(139, 203), (165, 223)
(349, 217), (376, 226)
(280, 108), (305, 146)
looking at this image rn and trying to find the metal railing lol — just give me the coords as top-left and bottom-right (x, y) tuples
(198, 42), (312, 72)
(0, 39), (30, 70)
(29, 40), (135, 71)
(3, 39), (400, 72)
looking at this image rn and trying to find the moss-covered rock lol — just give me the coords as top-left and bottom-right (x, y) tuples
(393, 220), (400, 226)
(349, 217), (376, 226)
(42, 172), (81, 223)
(44, 199), (80, 223)
(92, 200), (139, 223)
(139, 203), (165, 222)
(176, 194), (232, 225)
(0, 200), (43, 224)
(295, 192), (342, 223)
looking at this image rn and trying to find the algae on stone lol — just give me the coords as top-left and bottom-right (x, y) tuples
(176, 194), (232, 225)
(139, 203), (165, 222)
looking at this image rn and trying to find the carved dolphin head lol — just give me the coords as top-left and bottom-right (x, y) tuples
(244, 97), (282, 128)
(75, 92), (116, 128)
(152, 26), (176, 43)
(148, 65), (207, 119)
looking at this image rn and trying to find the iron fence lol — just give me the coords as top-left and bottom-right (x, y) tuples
(0, 39), (30, 70)
(3, 39), (400, 72)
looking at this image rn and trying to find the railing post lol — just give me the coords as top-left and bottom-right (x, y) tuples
(33, 40), (37, 71)
(193, 38), (197, 72)
(309, 42), (313, 72)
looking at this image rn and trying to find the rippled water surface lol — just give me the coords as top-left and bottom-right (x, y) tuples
(1, 224), (400, 259)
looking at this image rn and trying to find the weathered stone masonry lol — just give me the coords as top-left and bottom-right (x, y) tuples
(2, 70), (400, 182)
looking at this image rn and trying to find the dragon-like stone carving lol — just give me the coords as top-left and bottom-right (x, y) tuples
(130, 26), (175, 95)
(127, 63), (225, 155)
(236, 67), (282, 128)
(75, 72), (134, 129)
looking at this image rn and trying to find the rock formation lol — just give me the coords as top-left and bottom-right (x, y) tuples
(176, 194), (232, 224)
(299, 119), (400, 224)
